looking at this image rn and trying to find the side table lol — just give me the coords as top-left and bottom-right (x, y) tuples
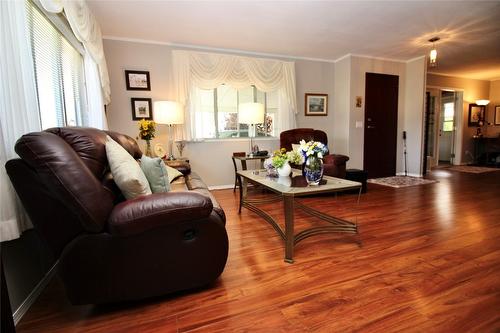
(345, 169), (368, 193)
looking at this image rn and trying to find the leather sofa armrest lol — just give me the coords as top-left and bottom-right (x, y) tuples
(108, 192), (213, 236)
(324, 154), (349, 166)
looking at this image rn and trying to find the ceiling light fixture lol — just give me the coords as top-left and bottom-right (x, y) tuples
(475, 99), (490, 106)
(428, 37), (440, 67)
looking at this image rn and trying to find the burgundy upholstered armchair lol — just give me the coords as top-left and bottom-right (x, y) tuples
(280, 128), (349, 178)
(6, 127), (228, 305)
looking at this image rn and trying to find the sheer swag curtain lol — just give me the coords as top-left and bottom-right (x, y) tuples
(40, 0), (111, 107)
(0, 0), (41, 241)
(172, 50), (297, 140)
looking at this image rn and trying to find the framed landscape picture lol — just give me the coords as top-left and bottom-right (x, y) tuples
(131, 98), (153, 120)
(305, 93), (328, 116)
(125, 70), (151, 90)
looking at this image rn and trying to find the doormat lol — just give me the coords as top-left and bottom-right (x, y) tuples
(368, 176), (437, 188)
(444, 165), (500, 174)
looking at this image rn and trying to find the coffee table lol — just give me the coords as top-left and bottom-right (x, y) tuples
(237, 169), (362, 263)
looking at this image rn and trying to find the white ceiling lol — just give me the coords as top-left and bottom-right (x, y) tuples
(88, 1), (500, 80)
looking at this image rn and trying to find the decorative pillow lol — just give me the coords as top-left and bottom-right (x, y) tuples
(165, 164), (183, 183)
(105, 136), (152, 199)
(140, 155), (171, 193)
(291, 143), (301, 152)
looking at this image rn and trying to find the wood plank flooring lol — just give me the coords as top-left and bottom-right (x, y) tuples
(16, 168), (500, 332)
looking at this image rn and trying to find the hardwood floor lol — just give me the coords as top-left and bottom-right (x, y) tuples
(16, 169), (500, 332)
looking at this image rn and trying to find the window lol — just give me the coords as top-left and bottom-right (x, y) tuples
(192, 84), (278, 139)
(26, 0), (87, 129)
(443, 102), (454, 132)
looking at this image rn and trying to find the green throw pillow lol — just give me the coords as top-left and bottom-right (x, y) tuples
(140, 156), (171, 193)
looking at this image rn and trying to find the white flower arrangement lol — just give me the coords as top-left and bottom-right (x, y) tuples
(299, 140), (329, 159)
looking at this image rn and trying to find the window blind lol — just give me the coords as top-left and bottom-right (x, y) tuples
(26, 0), (86, 129)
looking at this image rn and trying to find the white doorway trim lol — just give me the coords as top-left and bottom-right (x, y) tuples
(426, 85), (465, 166)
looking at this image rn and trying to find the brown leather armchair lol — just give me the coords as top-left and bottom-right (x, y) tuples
(280, 128), (349, 178)
(5, 127), (228, 305)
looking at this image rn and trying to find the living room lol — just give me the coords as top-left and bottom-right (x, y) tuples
(1, 1), (499, 332)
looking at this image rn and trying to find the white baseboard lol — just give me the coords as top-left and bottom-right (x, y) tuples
(13, 261), (58, 325)
(208, 184), (234, 190)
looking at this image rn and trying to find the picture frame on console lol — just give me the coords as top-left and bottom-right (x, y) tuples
(131, 98), (153, 120)
(468, 103), (485, 127)
(305, 93), (328, 116)
(125, 70), (151, 90)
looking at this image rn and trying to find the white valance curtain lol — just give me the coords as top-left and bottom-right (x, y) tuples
(172, 50), (297, 140)
(0, 0), (41, 241)
(40, 0), (111, 105)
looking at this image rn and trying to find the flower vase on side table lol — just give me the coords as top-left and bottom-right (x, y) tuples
(144, 140), (154, 157)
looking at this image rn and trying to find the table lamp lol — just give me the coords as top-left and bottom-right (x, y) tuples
(239, 102), (265, 156)
(154, 101), (183, 160)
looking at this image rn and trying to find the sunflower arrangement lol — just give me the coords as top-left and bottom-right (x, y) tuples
(138, 119), (156, 141)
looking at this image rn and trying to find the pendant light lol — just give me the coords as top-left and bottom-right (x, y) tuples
(428, 37), (440, 67)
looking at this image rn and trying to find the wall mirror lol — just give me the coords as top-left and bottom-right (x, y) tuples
(495, 105), (500, 126)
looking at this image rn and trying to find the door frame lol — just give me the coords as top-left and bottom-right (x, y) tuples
(426, 85), (464, 166)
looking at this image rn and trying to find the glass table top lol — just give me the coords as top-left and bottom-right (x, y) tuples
(237, 169), (361, 196)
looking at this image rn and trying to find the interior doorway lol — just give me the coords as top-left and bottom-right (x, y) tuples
(423, 88), (464, 172)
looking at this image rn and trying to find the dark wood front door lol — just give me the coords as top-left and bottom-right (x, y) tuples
(363, 72), (399, 178)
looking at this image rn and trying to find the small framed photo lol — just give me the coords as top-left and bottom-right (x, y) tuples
(305, 93), (328, 116)
(125, 70), (150, 90)
(495, 105), (500, 126)
(468, 103), (485, 127)
(131, 98), (153, 120)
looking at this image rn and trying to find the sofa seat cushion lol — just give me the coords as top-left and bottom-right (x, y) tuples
(167, 172), (225, 224)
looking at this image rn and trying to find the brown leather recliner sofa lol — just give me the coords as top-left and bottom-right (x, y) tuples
(5, 127), (228, 305)
(280, 128), (349, 178)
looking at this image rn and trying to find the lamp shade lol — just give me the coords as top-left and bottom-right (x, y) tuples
(476, 99), (490, 106)
(154, 101), (183, 125)
(238, 102), (265, 124)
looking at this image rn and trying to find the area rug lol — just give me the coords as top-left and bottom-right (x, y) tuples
(444, 165), (500, 174)
(368, 176), (437, 188)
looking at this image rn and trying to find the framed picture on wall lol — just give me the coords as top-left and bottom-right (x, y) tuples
(495, 105), (500, 126)
(125, 70), (151, 90)
(305, 93), (328, 116)
(131, 98), (153, 120)
(468, 103), (485, 126)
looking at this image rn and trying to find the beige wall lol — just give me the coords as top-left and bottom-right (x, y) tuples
(488, 80), (500, 137)
(103, 39), (336, 187)
(332, 56), (350, 155)
(348, 56), (408, 172)
(104, 39), (428, 184)
(426, 73), (491, 164)
(331, 55), (426, 176)
(404, 57), (427, 176)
